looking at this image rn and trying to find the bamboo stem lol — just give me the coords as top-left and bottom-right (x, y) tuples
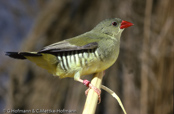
(82, 72), (103, 114)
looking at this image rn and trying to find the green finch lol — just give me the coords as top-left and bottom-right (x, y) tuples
(6, 18), (133, 102)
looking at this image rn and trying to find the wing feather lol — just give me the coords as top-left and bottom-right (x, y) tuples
(39, 40), (98, 54)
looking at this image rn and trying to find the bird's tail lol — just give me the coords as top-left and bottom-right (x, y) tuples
(5, 52), (57, 75)
(5, 52), (42, 59)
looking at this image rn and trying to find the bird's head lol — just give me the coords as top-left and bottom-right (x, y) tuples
(93, 18), (133, 39)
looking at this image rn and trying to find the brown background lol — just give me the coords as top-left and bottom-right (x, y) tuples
(0, 0), (173, 114)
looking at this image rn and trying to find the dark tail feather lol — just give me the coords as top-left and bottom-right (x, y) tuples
(5, 52), (42, 59)
(6, 52), (26, 59)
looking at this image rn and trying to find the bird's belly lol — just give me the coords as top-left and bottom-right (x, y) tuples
(81, 60), (113, 76)
(80, 50), (119, 76)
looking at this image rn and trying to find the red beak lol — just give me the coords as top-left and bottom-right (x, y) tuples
(120, 20), (133, 29)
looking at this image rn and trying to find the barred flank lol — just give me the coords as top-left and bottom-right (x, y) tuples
(56, 49), (100, 71)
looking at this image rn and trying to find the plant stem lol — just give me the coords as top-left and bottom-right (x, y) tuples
(82, 72), (103, 114)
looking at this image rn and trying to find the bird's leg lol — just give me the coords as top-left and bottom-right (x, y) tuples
(84, 71), (105, 101)
(74, 72), (101, 103)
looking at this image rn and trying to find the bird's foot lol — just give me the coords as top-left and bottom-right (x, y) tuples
(83, 79), (101, 104)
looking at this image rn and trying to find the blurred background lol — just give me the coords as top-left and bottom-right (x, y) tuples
(0, 0), (173, 114)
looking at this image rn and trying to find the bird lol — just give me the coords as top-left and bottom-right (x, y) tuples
(6, 18), (133, 102)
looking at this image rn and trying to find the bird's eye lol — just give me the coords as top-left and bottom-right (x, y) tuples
(112, 22), (117, 26)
